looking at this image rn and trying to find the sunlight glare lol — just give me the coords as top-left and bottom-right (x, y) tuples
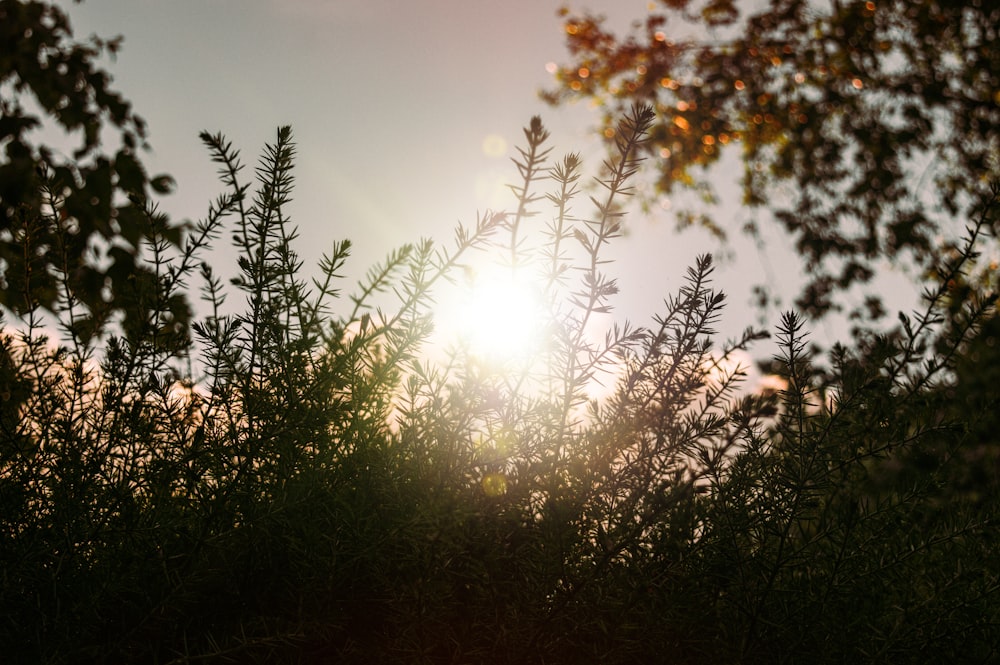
(456, 264), (546, 361)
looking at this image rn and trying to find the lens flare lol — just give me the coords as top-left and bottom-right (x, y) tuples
(455, 263), (546, 361)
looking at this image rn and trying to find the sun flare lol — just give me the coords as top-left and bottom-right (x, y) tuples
(445, 262), (548, 362)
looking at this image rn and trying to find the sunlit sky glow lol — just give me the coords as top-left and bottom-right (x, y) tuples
(58, 0), (918, 348)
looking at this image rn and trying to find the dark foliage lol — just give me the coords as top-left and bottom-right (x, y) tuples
(0, 0), (179, 337)
(1, 111), (996, 664)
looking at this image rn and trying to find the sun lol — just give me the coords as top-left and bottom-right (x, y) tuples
(447, 262), (548, 362)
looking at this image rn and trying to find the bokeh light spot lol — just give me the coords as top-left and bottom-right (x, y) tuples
(482, 473), (507, 497)
(482, 134), (507, 158)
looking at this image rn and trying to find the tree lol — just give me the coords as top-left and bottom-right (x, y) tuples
(0, 0), (177, 336)
(544, 0), (1000, 321)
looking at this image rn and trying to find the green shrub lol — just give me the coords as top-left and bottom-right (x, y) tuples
(1, 108), (996, 664)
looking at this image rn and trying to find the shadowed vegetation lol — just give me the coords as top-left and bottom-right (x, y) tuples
(1, 105), (997, 663)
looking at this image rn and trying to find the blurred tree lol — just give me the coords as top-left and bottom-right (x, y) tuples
(0, 0), (176, 332)
(545, 0), (1000, 321)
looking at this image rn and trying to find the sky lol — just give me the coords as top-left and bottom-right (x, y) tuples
(62, 0), (917, 350)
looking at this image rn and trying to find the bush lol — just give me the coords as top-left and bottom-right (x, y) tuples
(1, 107), (997, 664)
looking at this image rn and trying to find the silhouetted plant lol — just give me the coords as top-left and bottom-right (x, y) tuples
(1, 111), (996, 664)
(0, 0), (178, 329)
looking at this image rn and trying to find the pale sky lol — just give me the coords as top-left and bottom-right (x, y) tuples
(64, 0), (911, 346)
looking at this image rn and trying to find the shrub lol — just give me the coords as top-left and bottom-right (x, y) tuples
(1, 108), (996, 663)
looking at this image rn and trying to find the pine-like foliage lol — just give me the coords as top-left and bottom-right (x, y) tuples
(1, 111), (997, 664)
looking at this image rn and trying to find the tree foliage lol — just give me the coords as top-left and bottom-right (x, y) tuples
(0, 0), (177, 335)
(544, 0), (1000, 320)
(1, 111), (997, 664)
